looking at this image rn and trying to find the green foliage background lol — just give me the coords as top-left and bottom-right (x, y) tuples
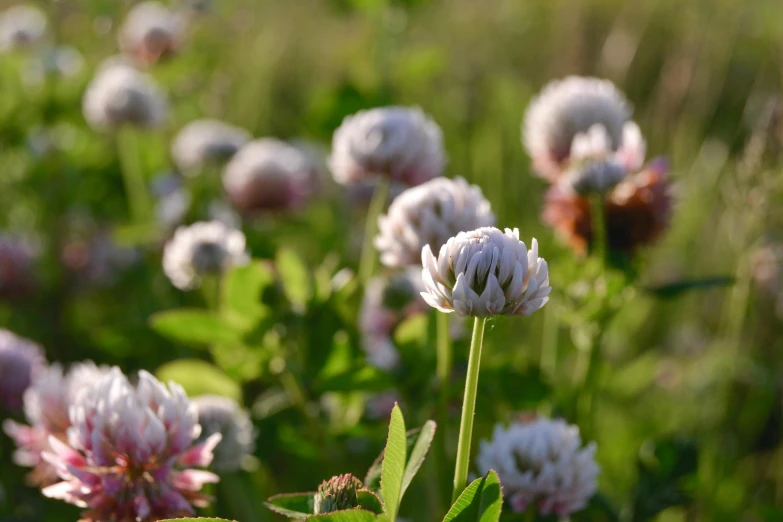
(0, 0), (782, 521)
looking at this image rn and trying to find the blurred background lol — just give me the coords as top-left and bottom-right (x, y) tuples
(0, 0), (782, 521)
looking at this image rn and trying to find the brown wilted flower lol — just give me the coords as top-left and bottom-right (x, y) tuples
(542, 159), (672, 255)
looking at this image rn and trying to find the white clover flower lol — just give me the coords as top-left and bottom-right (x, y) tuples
(421, 227), (551, 318)
(3, 362), (110, 486)
(330, 106), (445, 186)
(476, 418), (599, 516)
(375, 176), (496, 268)
(82, 62), (169, 130)
(172, 119), (251, 175)
(222, 138), (313, 214)
(41, 368), (221, 521)
(0, 5), (47, 53)
(562, 122), (646, 195)
(0, 329), (44, 412)
(151, 173), (191, 229)
(119, 1), (185, 65)
(193, 395), (256, 473)
(162, 220), (249, 290)
(523, 76), (642, 182)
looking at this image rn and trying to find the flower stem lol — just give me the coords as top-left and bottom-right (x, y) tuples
(589, 193), (607, 263)
(358, 177), (390, 283)
(116, 125), (150, 223)
(452, 316), (487, 502)
(436, 311), (452, 392)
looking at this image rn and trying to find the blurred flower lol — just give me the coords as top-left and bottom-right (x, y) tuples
(543, 159), (672, 255)
(421, 227), (551, 318)
(163, 220), (249, 290)
(0, 234), (38, 299)
(41, 368), (221, 521)
(171, 119), (251, 175)
(119, 1), (185, 65)
(193, 395), (256, 473)
(476, 417), (599, 516)
(222, 139), (313, 214)
(151, 173), (192, 229)
(330, 106), (445, 186)
(375, 176), (496, 268)
(23, 46), (85, 86)
(61, 226), (140, 287)
(313, 474), (363, 514)
(3, 362), (110, 486)
(563, 122), (646, 195)
(751, 244), (782, 294)
(0, 5), (46, 53)
(0, 330), (45, 413)
(82, 62), (168, 130)
(359, 269), (429, 370)
(523, 76), (641, 182)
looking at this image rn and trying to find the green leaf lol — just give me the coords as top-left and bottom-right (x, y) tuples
(364, 426), (428, 491)
(150, 309), (242, 346)
(357, 490), (384, 514)
(443, 470), (503, 522)
(380, 404), (407, 521)
(265, 492), (315, 518)
(401, 420), (436, 498)
(305, 510), (379, 522)
(277, 247), (312, 311)
(222, 261), (274, 326)
(316, 366), (394, 393)
(155, 359), (241, 402)
(643, 276), (734, 299)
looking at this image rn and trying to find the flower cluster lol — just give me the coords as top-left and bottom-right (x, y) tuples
(222, 138), (314, 215)
(421, 227), (551, 318)
(83, 61), (169, 130)
(476, 417), (599, 516)
(162, 220), (249, 290)
(330, 106), (445, 186)
(42, 368), (221, 521)
(0, 329), (45, 412)
(523, 76), (671, 255)
(4, 362), (110, 486)
(0, 4), (46, 53)
(193, 395), (257, 473)
(375, 176), (496, 268)
(119, 1), (185, 65)
(172, 119), (251, 175)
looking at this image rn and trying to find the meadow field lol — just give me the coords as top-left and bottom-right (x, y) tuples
(0, 1), (782, 521)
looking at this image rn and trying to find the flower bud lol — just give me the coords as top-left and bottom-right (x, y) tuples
(313, 474), (363, 514)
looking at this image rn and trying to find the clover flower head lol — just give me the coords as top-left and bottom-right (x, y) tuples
(0, 4), (47, 52)
(421, 227), (551, 318)
(162, 220), (249, 290)
(523, 76), (640, 181)
(0, 329), (45, 412)
(82, 62), (169, 130)
(171, 119), (251, 175)
(476, 417), (599, 516)
(119, 1), (185, 65)
(543, 159), (672, 255)
(375, 176), (496, 268)
(222, 138), (314, 215)
(3, 362), (110, 486)
(313, 474), (363, 514)
(41, 368), (221, 521)
(193, 395), (256, 473)
(330, 106), (445, 186)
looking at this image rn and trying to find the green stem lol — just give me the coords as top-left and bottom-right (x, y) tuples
(452, 316), (487, 502)
(200, 274), (221, 311)
(436, 311), (453, 393)
(589, 193), (607, 263)
(579, 329), (604, 438)
(358, 177), (390, 283)
(540, 299), (558, 377)
(116, 126), (150, 223)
